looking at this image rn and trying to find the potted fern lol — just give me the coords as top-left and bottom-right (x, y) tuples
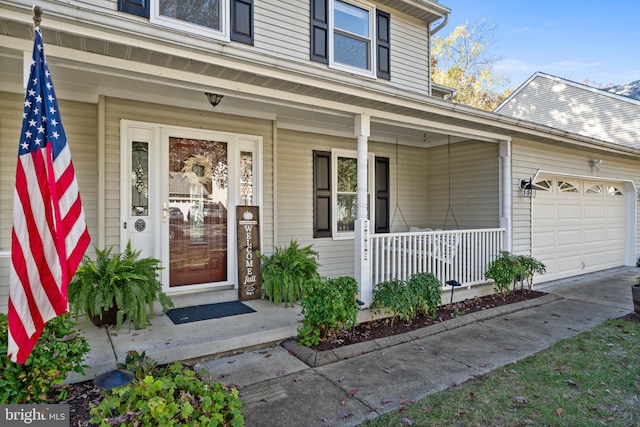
(258, 240), (320, 306)
(68, 242), (173, 330)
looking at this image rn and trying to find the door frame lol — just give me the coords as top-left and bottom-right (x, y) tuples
(120, 120), (263, 294)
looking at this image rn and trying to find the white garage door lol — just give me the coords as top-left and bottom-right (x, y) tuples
(532, 176), (626, 283)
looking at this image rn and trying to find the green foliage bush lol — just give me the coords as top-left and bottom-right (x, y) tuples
(0, 313), (90, 403)
(372, 273), (443, 326)
(407, 272), (443, 318)
(298, 276), (359, 347)
(68, 242), (174, 330)
(259, 240), (320, 306)
(485, 251), (546, 298)
(90, 358), (243, 427)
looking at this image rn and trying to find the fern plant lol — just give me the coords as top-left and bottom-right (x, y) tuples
(68, 241), (173, 330)
(258, 240), (320, 306)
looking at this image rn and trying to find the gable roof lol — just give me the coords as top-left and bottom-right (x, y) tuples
(494, 72), (640, 150)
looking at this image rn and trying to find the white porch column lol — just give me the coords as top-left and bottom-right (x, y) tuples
(499, 139), (513, 252)
(354, 114), (372, 307)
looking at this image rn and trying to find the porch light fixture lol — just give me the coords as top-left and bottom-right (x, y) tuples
(205, 92), (224, 108)
(589, 159), (602, 170)
(519, 179), (536, 198)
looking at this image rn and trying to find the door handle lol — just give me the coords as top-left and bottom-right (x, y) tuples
(163, 202), (167, 223)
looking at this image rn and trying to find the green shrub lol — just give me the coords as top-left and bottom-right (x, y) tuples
(516, 254), (546, 291)
(485, 251), (546, 297)
(0, 313), (90, 403)
(372, 278), (415, 326)
(259, 240), (320, 306)
(372, 273), (444, 326)
(298, 276), (359, 346)
(90, 361), (243, 427)
(407, 272), (442, 318)
(484, 251), (519, 297)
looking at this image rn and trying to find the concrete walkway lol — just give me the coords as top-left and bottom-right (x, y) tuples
(193, 267), (637, 427)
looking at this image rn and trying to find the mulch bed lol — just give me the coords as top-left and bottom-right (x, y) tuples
(310, 290), (547, 352)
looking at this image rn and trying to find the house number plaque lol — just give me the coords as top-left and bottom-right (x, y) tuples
(237, 206), (261, 300)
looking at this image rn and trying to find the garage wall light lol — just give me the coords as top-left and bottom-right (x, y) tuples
(589, 159), (602, 170)
(519, 179), (536, 198)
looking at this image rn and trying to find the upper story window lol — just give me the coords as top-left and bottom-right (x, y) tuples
(118, 0), (254, 45)
(332, 1), (373, 74)
(153, 0), (227, 38)
(311, 0), (390, 80)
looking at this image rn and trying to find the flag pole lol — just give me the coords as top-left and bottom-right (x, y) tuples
(32, 4), (43, 28)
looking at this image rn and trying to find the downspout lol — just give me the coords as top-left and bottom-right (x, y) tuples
(428, 13), (449, 96)
(430, 13), (449, 36)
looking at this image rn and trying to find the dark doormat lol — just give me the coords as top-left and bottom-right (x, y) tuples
(166, 301), (256, 325)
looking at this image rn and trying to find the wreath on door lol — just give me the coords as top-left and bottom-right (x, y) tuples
(182, 154), (214, 188)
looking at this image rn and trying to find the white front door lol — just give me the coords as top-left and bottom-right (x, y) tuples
(121, 121), (261, 293)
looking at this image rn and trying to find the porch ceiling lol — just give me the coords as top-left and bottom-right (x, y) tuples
(1, 13), (638, 157)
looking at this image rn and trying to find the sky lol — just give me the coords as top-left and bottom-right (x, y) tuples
(435, 0), (640, 90)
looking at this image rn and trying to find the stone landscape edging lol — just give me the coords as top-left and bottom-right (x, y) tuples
(281, 293), (562, 367)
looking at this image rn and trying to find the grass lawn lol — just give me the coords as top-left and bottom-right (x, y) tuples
(363, 318), (640, 426)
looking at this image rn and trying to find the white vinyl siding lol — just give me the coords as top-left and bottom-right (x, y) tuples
(0, 92), (99, 313)
(426, 140), (500, 230)
(103, 97), (274, 253)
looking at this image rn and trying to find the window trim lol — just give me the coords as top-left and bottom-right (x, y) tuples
(328, 0), (376, 78)
(150, 0), (231, 42)
(331, 149), (375, 239)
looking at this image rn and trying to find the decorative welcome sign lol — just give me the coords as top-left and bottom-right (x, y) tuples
(237, 206), (261, 300)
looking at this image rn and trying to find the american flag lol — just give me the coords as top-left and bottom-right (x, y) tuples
(7, 27), (91, 364)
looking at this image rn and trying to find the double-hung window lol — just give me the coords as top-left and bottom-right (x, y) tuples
(314, 150), (390, 239)
(118, 0), (254, 45)
(333, 150), (373, 236)
(311, 0), (391, 79)
(331, 1), (374, 76)
(152, 0), (229, 39)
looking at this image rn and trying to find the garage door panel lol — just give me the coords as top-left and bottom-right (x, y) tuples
(556, 230), (581, 245)
(583, 205), (605, 218)
(534, 205), (555, 220)
(557, 205), (582, 219)
(532, 231), (555, 247)
(533, 177), (627, 283)
(584, 229), (605, 243)
(607, 205), (625, 219)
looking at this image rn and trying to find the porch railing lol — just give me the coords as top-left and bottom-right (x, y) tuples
(370, 228), (506, 288)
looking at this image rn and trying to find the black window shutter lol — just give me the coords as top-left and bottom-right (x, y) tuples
(231, 0), (254, 45)
(376, 10), (391, 80)
(118, 0), (149, 19)
(374, 157), (390, 233)
(313, 151), (332, 238)
(310, 0), (329, 63)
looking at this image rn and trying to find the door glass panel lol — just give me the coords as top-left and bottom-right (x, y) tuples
(240, 151), (253, 205)
(169, 137), (228, 287)
(131, 141), (149, 216)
